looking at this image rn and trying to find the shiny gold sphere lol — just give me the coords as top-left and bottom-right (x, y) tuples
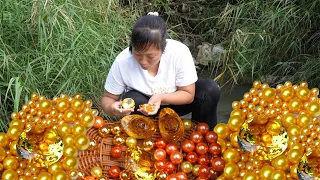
(63, 145), (78, 157)
(2, 169), (18, 180)
(74, 134), (90, 150)
(261, 88), (276, 102)
(280, 88), (294, 102)
(143, 139), (155, 151)
(98, 125), (112, 137)
(62, 156), (78, 171)
(56, 99), (69, 113)
(80, 112), (95, 127)
(125, 137), (137, 148)
(38, 99), (52, 112)
(214, 123), (230, 139)
(228, 116), (244, 131)
(91, 166), (103, 178)
(223, 162), (240, 179)
(270, 169), (286, 180)
(52, 171), (68, 180)
(307, 102), (320, 116)
(71, 99), (84, 112)
(72, 124), (87, 136)
(0, 132), (9, 147)
(7, 125), (22, 140)
(63, 110), (77, 123)
(287, 125), (301, 136)
(281, 113), (296, 128)
(37, 171), (52, 180)
(3, 156), (19, 170)
(113, 135), (126, 145)
(183, 119), (193, 131)
(297, 114), (312, 127)
(259, 165), (275, 179)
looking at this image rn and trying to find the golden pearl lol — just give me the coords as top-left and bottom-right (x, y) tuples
(56, 99), (69, 113)
(232, 101), (241, 110)
(72, 124), (87, 136)
(63, 110), (77, 123)
(71, 99), (84, 112)
(307, 102), (320, 116)
(62, 156), (78, 171)
(261, 88), (276, 102)
(281, 113), (296, 129)
(288, 98), (302, 112)
(38, 171), (52, 180)
(280, 88), (294, 101)
(80, 112), (95, 127)
(223, 148), (240, 163)
(91, 166), (102, 178)
(223, 162), (240, 179)
(74, 134), (90, 150)
(7, 125), (22, 140)
(0, 132), (9, 147)
(125, 137), (137, 148)
(228, 116), (244, 131)
(52, 171), (68, 180)
(2, 169), (18, 180)
(3, 156), (19, 170)
(297, 114), (312, 127)
(48, 162), (63, 174)
(214, 123), (230, 139)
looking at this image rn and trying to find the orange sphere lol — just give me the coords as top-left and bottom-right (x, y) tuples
(94, 116), (105, 129)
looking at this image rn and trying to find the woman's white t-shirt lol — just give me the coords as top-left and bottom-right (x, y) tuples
(104, 39), (198, 96)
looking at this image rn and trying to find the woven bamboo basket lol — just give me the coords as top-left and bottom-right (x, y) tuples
(78, 120), (215, 179)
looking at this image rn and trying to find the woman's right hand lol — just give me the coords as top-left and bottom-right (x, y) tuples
(110, 101), (134, 116)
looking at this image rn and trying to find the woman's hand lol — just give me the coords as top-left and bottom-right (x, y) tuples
(138, 94), (162, 116)
(111, 101), (134, 116)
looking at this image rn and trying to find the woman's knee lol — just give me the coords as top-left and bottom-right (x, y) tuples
(196, 79), (221, 101)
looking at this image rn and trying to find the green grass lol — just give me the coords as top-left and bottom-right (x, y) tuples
(0, 0), (138, 131)
(196, 0), (320, 87)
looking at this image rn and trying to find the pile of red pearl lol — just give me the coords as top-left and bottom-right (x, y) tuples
(153, 122), (225, 180)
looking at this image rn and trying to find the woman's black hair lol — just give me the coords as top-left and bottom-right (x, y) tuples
(129, 14), (167, 53)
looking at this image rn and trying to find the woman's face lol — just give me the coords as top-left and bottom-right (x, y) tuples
(132, 44), (162, 70)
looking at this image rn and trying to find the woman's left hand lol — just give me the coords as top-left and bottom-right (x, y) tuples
(138, 94), (162, 116)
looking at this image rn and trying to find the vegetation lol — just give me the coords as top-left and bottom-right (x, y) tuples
(0, 0), (137, 131)
(162, 0), (320, 87)
(1, 0), (319, 131)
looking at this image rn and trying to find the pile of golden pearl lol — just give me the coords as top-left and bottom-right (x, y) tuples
(213, 81), (319, 180)
(1, 93), (97, 180)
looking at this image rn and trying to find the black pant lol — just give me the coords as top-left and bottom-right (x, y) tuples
(123, 79), (221, 129)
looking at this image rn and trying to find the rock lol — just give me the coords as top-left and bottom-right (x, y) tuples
(196, 42), (225, 66)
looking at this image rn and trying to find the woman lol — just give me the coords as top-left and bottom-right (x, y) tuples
(101, 13), (220, 129)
